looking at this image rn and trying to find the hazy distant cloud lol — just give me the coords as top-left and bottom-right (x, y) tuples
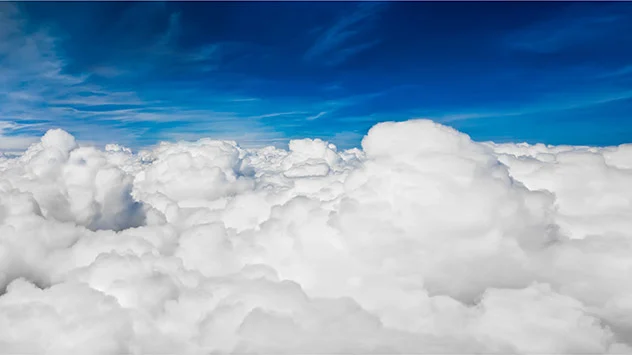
(0, 121), (39, 152)
(304, 3), (386, 66)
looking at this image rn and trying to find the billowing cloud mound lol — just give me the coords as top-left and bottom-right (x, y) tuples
(1, 119), (631, 354)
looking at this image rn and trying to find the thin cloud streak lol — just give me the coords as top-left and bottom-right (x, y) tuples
(304, 3), (386, 66)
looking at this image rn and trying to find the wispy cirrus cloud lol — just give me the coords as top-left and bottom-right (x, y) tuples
(0, 121), (40, 152)
(247, 111), (309, 120)
(304, 3), (386, 66)
(307, 111), (328, 121)
(0, 3), (287, 150)
(6, 2), (630, 152)
(598, 65), (632, 80)
(506, 3), (632, 53)
(0, 3), (95, 142)
(417, 88), (632, 127)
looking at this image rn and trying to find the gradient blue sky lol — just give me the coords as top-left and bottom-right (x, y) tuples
(1, 1), (632, 151)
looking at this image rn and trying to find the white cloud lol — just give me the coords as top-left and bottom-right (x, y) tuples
(306, 111), (328, 120)
(1, 118), (632, 353)
(304, 3), (386, 66)
(0, 121), (40, 152)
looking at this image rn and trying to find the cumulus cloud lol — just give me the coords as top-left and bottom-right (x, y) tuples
(1, 119), (631, 353)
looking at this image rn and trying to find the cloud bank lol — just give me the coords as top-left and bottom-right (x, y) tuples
(1, 119), (631, 354)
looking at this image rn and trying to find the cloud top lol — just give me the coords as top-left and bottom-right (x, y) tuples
(1, 119), (631, 353)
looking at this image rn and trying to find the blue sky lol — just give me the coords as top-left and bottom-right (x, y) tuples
(1, 2), (632, 151)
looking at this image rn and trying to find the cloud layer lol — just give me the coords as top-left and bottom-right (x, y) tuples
(1, 119), (631, 353)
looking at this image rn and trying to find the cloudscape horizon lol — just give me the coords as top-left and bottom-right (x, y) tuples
(1, 1), (632, 354)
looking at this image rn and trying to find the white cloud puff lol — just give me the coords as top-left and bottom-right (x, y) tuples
(1, 119), (631, 353)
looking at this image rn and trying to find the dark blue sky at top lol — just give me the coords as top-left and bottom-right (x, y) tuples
(2, 1), (632, 149)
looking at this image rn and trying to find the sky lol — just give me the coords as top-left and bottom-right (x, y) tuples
(1, 1), (632, 151)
